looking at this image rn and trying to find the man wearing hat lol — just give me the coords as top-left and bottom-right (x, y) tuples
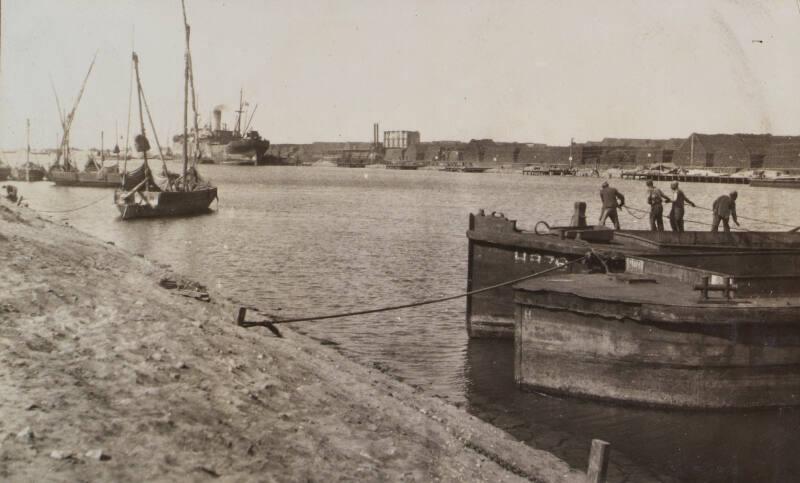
(599, 181), (625, 229)
(711, 191), (739, 232)
(645, 180), (671, 231)
(668, 181), (695, 232)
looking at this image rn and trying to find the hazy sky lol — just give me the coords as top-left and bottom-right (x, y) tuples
(1, 0), (800, 149)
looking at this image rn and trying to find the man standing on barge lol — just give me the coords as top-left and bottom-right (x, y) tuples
(599, 181), (625, 229)
(669, 181), (695, 232)
(645, 180), (671, 231)
(711, 191), (739, 232)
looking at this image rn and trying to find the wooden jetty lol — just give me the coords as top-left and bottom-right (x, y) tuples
(466, 210), (800, 339)
(513, 252), (800, 408)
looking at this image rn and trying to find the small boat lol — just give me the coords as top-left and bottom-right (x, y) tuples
(12, 162), (46, 182)
(49, 56), (121, 188)
(386, 163), (422, 170)
(12, 120), (46, 182)
(114, 4), (216, 220)
(443, 162), (489, 173)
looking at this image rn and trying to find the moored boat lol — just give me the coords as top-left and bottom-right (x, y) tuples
(12, 120), (46, 182)
(513, 252), (800, 408)
(114, 4), (217, 221)
(466, 208), (800, 338)
(12, 162), (46, 182)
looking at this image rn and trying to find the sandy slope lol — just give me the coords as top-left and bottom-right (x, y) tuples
(0, 200), (584, 482)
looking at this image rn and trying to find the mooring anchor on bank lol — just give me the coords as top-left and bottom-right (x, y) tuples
(236, 307), (283, 338)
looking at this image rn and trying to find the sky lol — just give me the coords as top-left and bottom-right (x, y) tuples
(1, 0), (800, 149)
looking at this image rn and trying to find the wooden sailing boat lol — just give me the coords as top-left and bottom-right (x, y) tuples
(113, 1), (217, 220)
(12, 119), (46, 182)
(48, 55), (120, 187)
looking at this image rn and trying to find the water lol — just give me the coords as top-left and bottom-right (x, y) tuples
(7, 157), (800, 482)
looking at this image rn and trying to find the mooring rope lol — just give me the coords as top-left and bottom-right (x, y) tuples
(30, 192), (110, 214)
(257, 256), (588, 325)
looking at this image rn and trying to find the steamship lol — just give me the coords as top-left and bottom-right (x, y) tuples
(173, 91), (271, 165)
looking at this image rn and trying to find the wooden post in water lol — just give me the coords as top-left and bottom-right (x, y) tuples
(586, 439), (610, 483)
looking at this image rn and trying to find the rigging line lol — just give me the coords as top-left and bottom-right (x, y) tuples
(248, 257), (587, 326)
(30, 192), (110, 214)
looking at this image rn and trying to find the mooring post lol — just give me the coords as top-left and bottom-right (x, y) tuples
(237, 307), (247, 326)
(724, 277), (733, 299)
(586, 439), (609, 483)
(700, 276), (710, 300)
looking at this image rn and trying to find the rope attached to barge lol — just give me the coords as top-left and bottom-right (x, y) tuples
(238, 256), (589, 332)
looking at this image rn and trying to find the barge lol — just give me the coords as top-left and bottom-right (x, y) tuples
(466, 209), (800, 338)
(513, 252), (800, 408)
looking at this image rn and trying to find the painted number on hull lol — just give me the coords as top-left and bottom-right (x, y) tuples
(514, 251), (568, 267)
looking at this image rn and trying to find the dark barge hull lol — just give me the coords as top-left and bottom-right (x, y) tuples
(50, 171), (121, 188)
(114, 187), (218, 220)
(466, 211), (800, 339)
(513, 264), (800, 408)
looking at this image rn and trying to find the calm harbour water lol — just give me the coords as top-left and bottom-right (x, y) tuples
(7, 154), (800, 482)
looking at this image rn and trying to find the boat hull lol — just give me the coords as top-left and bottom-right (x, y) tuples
(114, 186), (218, 220)
(466, 211), (800, 339)
(50, 170), (121, 188)
(750, 179), (800, 189)
(513, 278), (800, 408)
(466, 212), (626, 338)
(11, 167), (46, 182)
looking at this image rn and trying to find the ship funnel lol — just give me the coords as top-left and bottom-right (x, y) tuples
(213, 108), (222, 131)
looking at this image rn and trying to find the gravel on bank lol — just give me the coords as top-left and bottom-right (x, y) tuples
(0, 199), (585, 482)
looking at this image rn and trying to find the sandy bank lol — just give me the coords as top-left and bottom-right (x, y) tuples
(0, 200), (586, 482)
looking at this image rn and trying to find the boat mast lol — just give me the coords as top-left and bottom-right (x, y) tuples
(690, 133), (694, 167)
(181, 0), (201, 170)
(26, 119), (30, 164)
(132, 52), (150, 189)
(100, 130), (105, 164)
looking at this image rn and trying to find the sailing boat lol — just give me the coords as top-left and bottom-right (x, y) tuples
(12, 119), (46, 182)
(113, 1), (217, 220)
(49, 55), (119, 187)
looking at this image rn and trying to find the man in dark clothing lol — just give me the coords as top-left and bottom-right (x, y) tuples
(599, 181), (625, 229)
(669, 181), (695, 232)
(711, 191), (739, 232)
(645, 180), (671, 231)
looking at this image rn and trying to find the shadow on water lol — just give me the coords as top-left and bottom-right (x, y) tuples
(464, 338), (800, 483)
